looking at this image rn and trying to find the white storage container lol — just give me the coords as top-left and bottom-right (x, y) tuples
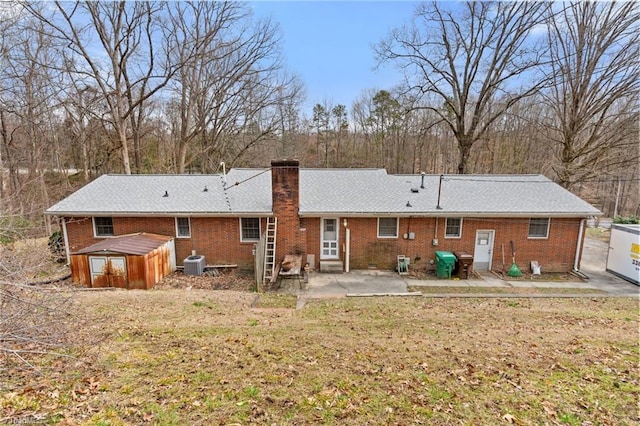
(606, 224), (640, 285)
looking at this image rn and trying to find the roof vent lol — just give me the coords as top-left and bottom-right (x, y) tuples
(406, 201), (412, 207)
(411, 188), (419, 193)
(203, 186), (208, 192)
(420, 172), (425, 189)
(163, 191), (169, 197)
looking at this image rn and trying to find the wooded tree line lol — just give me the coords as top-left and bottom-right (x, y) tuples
(0, 1), (638, 238)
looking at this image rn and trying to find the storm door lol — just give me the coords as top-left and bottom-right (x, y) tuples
(321, 218), (339, 259)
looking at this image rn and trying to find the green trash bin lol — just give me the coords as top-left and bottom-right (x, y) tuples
(435, 251), (457, 278)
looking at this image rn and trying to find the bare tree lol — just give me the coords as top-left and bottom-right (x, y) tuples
(165, 1), (301, 173)
(0, 10), (65, 234)
(543, 2), (640, 190)
(275, 84), (306, 159)
(376, 1), (550, 174)
(23, 1), (182, 174)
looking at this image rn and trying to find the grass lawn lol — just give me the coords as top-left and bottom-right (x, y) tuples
(2, 290), (638, 425)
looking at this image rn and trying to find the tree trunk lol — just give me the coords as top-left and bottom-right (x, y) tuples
(117, 123), (132, 175)
(457, 139), (473, 174)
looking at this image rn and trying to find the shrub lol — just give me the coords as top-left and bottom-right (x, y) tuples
(613, 216), (640, 224)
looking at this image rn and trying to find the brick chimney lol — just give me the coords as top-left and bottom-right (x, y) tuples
(271, 159), (306, 260)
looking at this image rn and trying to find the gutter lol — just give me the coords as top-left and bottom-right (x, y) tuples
(46, 211), (274, 218)
(299, 212), (601, 219)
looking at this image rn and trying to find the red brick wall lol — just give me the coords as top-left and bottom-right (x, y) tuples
(64, 216), (260, 270)
(302, 218), (321, 267)
(303, 216), (584, 273)
(65, 214), (585, 274)
(271, 160), (306, 261)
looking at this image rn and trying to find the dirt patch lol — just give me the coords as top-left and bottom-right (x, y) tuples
(155, 270), (255, 291)
(2, 292), (637, 425)
(406, 268), (483, 280)
(407, 267), (583, 282)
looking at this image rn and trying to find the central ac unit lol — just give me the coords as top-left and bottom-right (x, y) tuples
(184, 255), (206, 276)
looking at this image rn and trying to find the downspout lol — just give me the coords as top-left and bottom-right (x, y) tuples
(573, 219), (586, 271)
(343, 218), (350, 272)
(62, 217), (71, 265)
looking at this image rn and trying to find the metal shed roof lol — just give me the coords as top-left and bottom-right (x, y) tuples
(72, 233), (173, 255)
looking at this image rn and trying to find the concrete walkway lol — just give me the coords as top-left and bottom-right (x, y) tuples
(276, 235), (639, 299)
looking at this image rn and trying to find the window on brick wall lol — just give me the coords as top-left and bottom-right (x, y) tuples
(176, 217), (191, 238)
(93, 217), (114, 237)
(378, 217), (398, 238)
(528, 218), (550, 238)
(445, 217), (462, 238)
(240, 218), (260, 242)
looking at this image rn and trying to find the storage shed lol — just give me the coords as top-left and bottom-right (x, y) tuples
(70, 233), (176, 289)
(606, 224), (640, 285)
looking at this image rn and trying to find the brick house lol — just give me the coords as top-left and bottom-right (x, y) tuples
(46, 159), (601, 287)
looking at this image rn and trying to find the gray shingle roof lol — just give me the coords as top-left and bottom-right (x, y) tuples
(299, 171), (600, 217)
(46, 169), (600, 217)
(46, 171), (271, 216)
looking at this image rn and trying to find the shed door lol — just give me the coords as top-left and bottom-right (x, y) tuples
(89, 256), (127, 287)
(473, 230), (494, 270)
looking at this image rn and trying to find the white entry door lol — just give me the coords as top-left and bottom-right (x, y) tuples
(473, 230), (495, 270)
(321, 218), (339, 259)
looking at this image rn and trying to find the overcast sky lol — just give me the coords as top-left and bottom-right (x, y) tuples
(251, 1), (419, 114)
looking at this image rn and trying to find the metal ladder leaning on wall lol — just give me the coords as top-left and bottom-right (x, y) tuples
(263, 217), (277, 284)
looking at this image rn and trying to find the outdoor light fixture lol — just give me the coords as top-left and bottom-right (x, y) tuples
(343, 218), (348, 227)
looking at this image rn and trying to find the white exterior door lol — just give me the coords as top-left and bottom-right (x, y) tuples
(321, 218), (339, 259)
(473, 230), (495, 270)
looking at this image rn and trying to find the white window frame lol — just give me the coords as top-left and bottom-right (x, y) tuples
(445, 217), (463, 239)
(175, 217), (191, 238)
(240, 217), (261, 242)
(528, 218), (550, 239)
(93, 217), (114, 237)
(377, 217), (398, 238)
